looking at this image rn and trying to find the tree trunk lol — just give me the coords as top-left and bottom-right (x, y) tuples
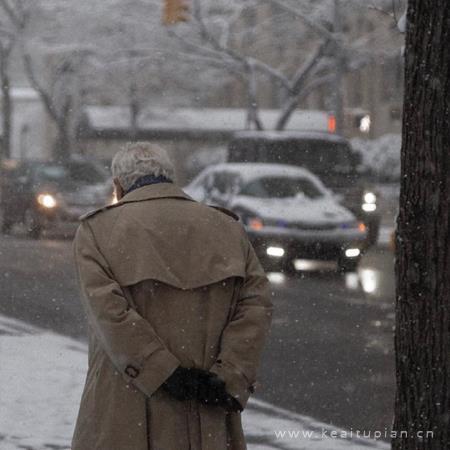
(276, 96), (299, 131)
(0, 47), (12, 160)
(393, 1), (450, 449)
(53, 95), (73, 163)
(129, 81), (139, 140)
(245, 63), (263, 131)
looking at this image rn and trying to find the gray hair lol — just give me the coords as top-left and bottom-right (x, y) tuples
(111, 142), (175, 192)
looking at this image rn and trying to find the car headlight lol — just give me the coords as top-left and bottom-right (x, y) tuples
(37, 193), (57, 209)
(362, 192), (377, 212)
(345, 248), (361, 258)
(267, 246), (285, 257)
(362, 203), (377, 212)
(364, 192), (377, 204)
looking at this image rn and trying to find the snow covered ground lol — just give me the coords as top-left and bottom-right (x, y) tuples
(0, 315), (389, 450)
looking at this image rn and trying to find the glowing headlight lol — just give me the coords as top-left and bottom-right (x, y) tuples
(362, 203), (377, 212)
(267, 246), (285, 258)
(359, 115), (371, 133)
(364, 192), (377, 204)
(37, 194), (57, 209)
(345, 248), (361, 258)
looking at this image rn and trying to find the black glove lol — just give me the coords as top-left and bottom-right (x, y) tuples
(223, 394), (243, 413)
(162, 366), (209, 401)
(197, 372), (243, 413)
(196, 371), (228, 406)
(163, 367), (243, 412)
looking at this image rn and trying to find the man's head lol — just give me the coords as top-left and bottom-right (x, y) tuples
(111, 142), (175, 199)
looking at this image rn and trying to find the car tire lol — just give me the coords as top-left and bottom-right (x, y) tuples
(24, 208), (42, 239)
(337, 257), (360, 273)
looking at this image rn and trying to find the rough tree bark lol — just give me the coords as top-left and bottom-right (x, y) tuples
(393, 1), (449, 449)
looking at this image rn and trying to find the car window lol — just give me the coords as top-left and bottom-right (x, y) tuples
(230, 139), (355, 176)
(33, 162), (107, 186)
(240, 176), (323, 199)
(33, 165), (68, 183)
(210, 171), (241, 195)
(66, 162), (108, 184)
(266, 141), (354, 175)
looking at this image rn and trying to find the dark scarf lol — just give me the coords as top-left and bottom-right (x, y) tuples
(124, 174), (173, 196)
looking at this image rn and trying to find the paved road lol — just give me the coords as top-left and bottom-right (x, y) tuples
(0, 234), (395, 439)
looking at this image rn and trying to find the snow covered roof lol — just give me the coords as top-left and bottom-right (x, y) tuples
(80, 106), (331, 140)
(0, 88), (41, 135)
(202, 162), (321, 183)
(232, 130), (347, 143)
(7, 87), (40, 101)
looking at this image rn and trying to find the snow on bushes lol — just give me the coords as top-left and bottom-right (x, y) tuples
(351, 134), (401, 181)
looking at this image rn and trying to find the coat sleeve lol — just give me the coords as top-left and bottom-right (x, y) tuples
(74, 221), (180, 397)
(209, 239), (273, 409)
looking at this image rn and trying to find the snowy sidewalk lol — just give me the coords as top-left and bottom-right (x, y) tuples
(0, 315), (389, 450)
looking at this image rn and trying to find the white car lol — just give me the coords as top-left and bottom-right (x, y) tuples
(184, 163), (367, 272)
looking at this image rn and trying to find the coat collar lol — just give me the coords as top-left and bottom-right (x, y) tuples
(79, 183), (194, 221)
(118, 182), (194, 205)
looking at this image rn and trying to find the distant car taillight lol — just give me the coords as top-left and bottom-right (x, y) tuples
(248, 217), (264, 231)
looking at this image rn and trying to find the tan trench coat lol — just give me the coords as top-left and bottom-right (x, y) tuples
(71, 182), (272, 450)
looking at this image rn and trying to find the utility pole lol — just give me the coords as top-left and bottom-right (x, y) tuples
(332, 0), (345, 135)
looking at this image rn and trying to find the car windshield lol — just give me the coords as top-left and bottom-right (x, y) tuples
(65, 162), (108, 184)
(230, 139), (355, 176)
(34, 162), (107, 185)
(240, 176), (323, 199)
(34, 166), (68, 183)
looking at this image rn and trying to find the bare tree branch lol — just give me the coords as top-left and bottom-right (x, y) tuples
(290, 39), (331, 95)
(276, 73), (335, 130)
(22, 52), (60, 122)
(167, 0), (335, 130)
(167, 28), (242, 70)
(250, 58), (291, 91)
(0, 0), (28, 29)
(177, 2), (294, 90)
(264, 0), (337, 42)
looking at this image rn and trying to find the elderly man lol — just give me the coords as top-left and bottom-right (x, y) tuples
(72, 142), (272, 450)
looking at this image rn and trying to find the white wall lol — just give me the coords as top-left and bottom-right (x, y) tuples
(1, 88), (51, 160)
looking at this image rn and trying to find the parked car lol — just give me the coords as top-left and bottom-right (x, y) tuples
(184, 163), (367, 272)
(228, 131), (381, 246)
(0, 158), (111, 238)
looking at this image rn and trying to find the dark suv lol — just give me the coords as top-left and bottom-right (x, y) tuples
(228, 131), (381, 246)
(0, 158), (111, 238)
